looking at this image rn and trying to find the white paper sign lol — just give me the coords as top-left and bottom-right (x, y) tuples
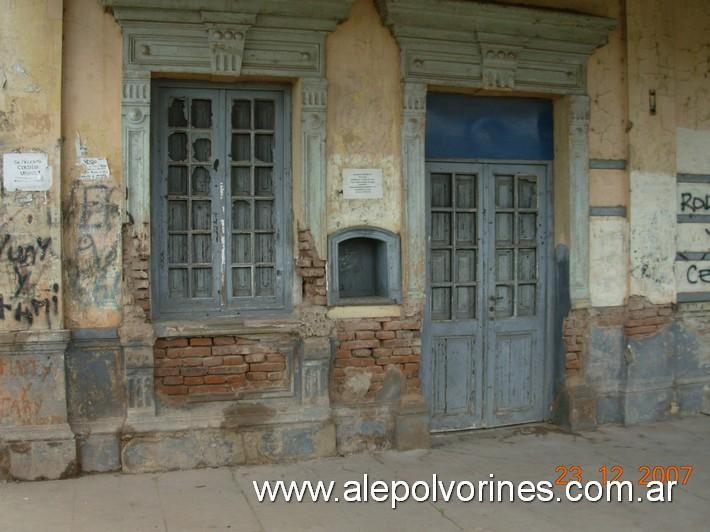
(2, 152), (51, 191)
(343, 168), (383, 199)
(79, 157), (110, 181)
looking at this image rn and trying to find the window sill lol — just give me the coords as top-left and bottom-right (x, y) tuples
(327, 304), (402, 320)
(153, 313), (301, 338)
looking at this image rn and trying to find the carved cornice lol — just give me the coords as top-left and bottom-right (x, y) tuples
(103, 0), (355, 77)
(376, 0), (617, 94)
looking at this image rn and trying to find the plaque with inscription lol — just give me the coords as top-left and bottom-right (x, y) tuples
(343, 168), (383, 199)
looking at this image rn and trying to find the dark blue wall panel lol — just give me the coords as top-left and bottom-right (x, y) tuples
(425, 93), (554, 160)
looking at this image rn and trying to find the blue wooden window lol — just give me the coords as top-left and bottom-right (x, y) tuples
(426, 93), (553, 161)
(151, 82), (291, 318)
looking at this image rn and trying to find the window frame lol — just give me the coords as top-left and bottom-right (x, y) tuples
(150, 79), (292, 320)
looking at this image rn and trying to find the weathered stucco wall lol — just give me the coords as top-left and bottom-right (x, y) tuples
(61, 0), (123, 329)
(325, 0), (402, 236)
(0, 0), (64, 332)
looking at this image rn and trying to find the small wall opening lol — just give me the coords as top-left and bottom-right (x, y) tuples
(328, 227), (401, 306)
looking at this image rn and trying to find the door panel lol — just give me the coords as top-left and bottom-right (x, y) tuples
(425, 161), (549, 430)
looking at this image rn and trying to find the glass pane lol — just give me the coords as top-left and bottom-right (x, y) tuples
(168, 132), (187, 162)
(168, 268), (188, 298)
(455, 174), (476, 208)
(495, 175), (513, 208)
(192, 138), (211, 162)
(455, 212), (476, 246)
(255, 267), (275, 296)
(456, 249), (476, 282)
(496, 250), (514, 282)
(231, 167), (251, 196)
(431, 249), (451, 283)
(191, 167), (210, 196)
(518, 248), (537, 281)
(168, 98), (187, 128)
(519, 213), (537, 242)
(431, 213), (451, 246)
(191, 99), (212, 129)
(192, 234), (211, 263)
(455, 286), (475, 319)
(255, 233), (275, 263)
(495, 213), (513, 244)
(232, 100), (251, 129)
(255, 167), (273, 195)
(192, 268), (212, 298)
(232, 234), (251, 264)
(255, 100), (275, 129)
(167, 166), (188, 195)
(431, 173), (451, 208)
(232, 200), (251, 230)
(168, 235), (187, 264)
(255, 200), (274, 230)
(495, 285), (514, 318)
(518, 284), (536, 316)
(431, 287), (451, 321)
(167, 201), (188, 231)
(192, 201), (211, 230)
(233, 267), (252, 297)
(518, 176), (537, 209)
(255, 134), (273, 163)
(232, 134), (250, 162)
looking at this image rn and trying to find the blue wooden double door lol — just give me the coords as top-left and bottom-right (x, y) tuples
(424, 161), (550, 430)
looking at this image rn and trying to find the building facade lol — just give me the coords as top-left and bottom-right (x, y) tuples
(1, 0), (709, 480)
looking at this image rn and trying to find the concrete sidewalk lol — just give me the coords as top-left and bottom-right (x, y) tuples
(1, 417), (708, 532)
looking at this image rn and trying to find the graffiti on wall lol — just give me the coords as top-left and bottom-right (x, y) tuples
(0, 232), (59, 326)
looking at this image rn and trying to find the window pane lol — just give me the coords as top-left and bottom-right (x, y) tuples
(255, 267), (275, 296)
(255, 233), (274, 263)
(232, 134), (250, 162)
(193, 234), (211, 263)
(456, 249), (476, 282)
(168, 98), (187, 128)
(518, 175), (537, 209)
(232, 100), (251, 129)
(192, 201), (211, 231)
(192, 268), (212, 298)
(168, 268), (188, 298)
(255, 167), (273, 195)
(231, 167), (250, 195)
(455, 286), (475, 319)
(191, 99), (212, 129)
(168, 201), (188, 231)
(456, 174), (476, 209)
(255, 200), (273, 230)
(168, 166), (188, 195)
(233, 267), (252, 297)
(431, 249), (451, 283)
(455, 212), (475, 246)
(495, 175), (514, 208)
(255, 134), (273, 163)
(232, 200), (251, 230)
(431, 287), (451, 321)
(431, 213), (451, 246)
(192, 138), (211, 162)
(255, 100), (275, 129)
(232, 234), (251, 264)
(191, 167), (210, 196)
(431, 173), (451, 208)
(168, 133), (187, 162)
(168, 235), (187, 264)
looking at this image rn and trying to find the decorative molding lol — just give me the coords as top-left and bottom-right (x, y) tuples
(589, 158), (627, 170)
(677, 173), (710, 183)
(207, 24), (250, 75)
(301, 78), (328, 255)
(376, 0), (616, 94)
(0, 329), (70, 355)
(401, 82), (427, 301)
(568, 95), (591, 307)
(589, 206), (627, 217)
(678, 214), (710, 224)
(122, 70), (151, 226)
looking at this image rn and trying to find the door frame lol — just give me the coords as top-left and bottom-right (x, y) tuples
(422, 158), (555, 431)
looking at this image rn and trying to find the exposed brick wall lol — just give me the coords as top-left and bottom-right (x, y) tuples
(121, 224), (150, 317)
(296, 229), (327, 306)
(154, 336), (288, 402)
(624, 296), (673, 339)
(333, 317), (422, 402)
(563, 296), (674, 378)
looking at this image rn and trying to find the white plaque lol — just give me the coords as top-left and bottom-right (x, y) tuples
(3, 152), (51, 191)
(79, 157), (111, 181)
(343, 168), (383, 199)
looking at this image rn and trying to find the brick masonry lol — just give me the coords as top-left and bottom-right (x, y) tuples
(121, 225), (150, 317)
(563, 296), (674, 377)
(333, 317), (422, 402)
(296, 229), (327, 306)
(154, 336), (288, 402)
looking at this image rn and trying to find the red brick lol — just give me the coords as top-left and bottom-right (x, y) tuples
(355, 330), (376, 340)
(158, 338), (188, 348)
(168, 346), (211, 358)
(247, 372), (268, 381)
(209, 365), (248, 375)
(393, 347), (412, 356)
(337, 331), (354, 341)
(155, 367), (179, 377)
(373, 348), (392, 358)
(204, 375), (227, 385)
(267, 371), (283, 381)
(249, 362), (285, 372)
(347, 358), (375, 367)
(266, 354), (284, 362)
(203, 356), (223, 367)
(181, 357), (206, 367)
(159, 385), (188, 395)
(339, 339), (380, 350)
(351, 348), (372, 358)
(339, 320), (382, 331)
(213, 336), (236, 345)
(180, 366), (208, 377)
(184, 376), (204, 385)
(162, 376), (184, 385)
(189, 385), (230, 395)
(190, 337), (213, 346)
(382, 339), (413, 348)
(154, 348), (166, 359)
(375, 331), (395, 340)
(212, 344), (254, 356)
(245, 353), (266, 363)
(223, 355), (245, 365)
(226, 374), (246, 386)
